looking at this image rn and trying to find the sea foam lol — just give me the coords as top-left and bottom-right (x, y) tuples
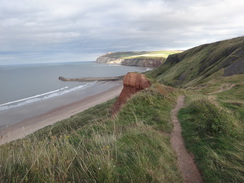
(0, 82), (96, 112)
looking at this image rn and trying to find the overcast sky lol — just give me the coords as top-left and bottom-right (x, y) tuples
(0, 0), (243, 65)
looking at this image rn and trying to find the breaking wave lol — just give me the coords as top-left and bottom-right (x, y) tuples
(0, 82), (96, 112)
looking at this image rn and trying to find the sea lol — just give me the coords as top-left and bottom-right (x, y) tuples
(0, 62), (146, 112)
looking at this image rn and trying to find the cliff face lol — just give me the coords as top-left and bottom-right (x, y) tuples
(96, 53), (164, 67)
(95, 56), (124, 64)
(121, 57), (164, 67)
(112, 72), (151, 114)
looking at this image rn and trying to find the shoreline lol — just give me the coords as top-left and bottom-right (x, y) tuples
(0, 83), (122, 145)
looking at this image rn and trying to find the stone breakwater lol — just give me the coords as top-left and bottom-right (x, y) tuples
(59, 76), (124, 82)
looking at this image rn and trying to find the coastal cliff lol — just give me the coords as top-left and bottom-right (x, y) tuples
(96, 51), (180, 67)
(96, 55), (164, 67)
(120, 57), (164, 67)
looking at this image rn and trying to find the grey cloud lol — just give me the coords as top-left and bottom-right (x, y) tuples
(0, 0), (243, 64)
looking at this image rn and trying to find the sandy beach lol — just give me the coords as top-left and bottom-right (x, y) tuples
(0, 82), (122, 145)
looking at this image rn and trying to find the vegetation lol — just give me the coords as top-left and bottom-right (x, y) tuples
(0, 85), (183, 183)
(123, 50), (182, 59)
(104, 51), (151, 58)
(148, 36), (244, 87)
(146, 36), (244, 183)
(178, 92), (243, 183)
(104, 50), (181, 60)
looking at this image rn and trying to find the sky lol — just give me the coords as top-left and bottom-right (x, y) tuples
(0, 0), (243, 65)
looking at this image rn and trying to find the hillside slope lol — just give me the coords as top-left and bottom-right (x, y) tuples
(149, 36), (244, 87)
(148, 36), (244, 183)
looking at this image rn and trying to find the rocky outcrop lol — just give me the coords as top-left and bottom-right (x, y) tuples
(112, 72), (151, 114)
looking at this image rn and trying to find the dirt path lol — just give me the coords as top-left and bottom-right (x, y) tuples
(170, 96), (203, 183)
(208, 83), (236, 94)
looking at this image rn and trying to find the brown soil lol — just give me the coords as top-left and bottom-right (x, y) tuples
(170, 96), (203, 183)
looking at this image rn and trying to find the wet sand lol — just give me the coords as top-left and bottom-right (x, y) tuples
(0, 81), (122, 145)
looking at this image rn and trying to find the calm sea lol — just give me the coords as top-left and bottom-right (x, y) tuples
(0, 62), (146, 111)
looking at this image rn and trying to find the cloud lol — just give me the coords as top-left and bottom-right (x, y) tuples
(0, 0), (243, 64)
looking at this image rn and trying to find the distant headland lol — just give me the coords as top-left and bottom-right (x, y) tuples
(96, 50), (181, 67)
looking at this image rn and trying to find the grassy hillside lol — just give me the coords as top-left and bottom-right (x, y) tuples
(148, 37), (244, 183)
(148, 36), (244, 87)
(123, 50), (182, 59)
(0, 85), (183, 183)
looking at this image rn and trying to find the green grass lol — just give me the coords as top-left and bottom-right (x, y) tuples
(105, 51), (151, 58)
(0, 85), (183, 183)
(103, 50), (181, 60)
(148, 37), (244, 87)
(175, 72), (244, 183)
(178, 96), (244, 183)
(123, 50), (181, 59)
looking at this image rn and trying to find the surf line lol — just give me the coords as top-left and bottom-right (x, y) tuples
(0, 86), (69, 107)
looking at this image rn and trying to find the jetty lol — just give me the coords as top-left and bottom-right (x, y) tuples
(59, 76), (124, 82)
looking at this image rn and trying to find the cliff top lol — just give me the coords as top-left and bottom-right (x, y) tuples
(100, 50), (182, 59)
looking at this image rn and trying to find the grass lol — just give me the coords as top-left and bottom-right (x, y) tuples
(105, 51), (151, 58)
(145, 37), (243, 182)
(145, 38), (244, 183)
(104, 50), (181, 60)
(123, 50), (182, 59)
(178, 93), (244, 183)
(175, 71), (244, 183)
(0, 84), (183, 183)
(148, 37), (244, 87)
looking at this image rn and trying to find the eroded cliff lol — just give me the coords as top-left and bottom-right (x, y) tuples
(96, 51), (167, 67)
(112, 72), (151, 114)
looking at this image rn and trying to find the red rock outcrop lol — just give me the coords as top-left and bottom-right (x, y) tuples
(112, 72), (151, 114)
